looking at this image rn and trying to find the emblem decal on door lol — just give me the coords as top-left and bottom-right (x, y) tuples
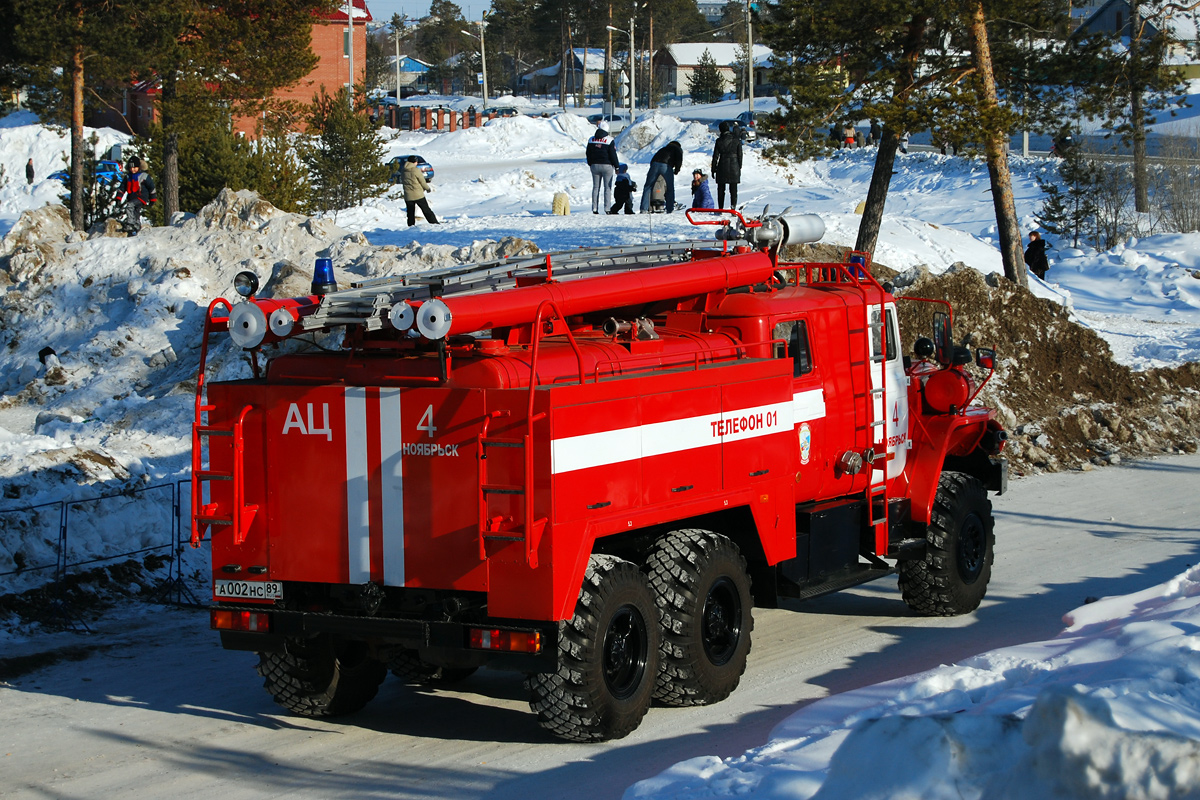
(799, 422), (812, 465)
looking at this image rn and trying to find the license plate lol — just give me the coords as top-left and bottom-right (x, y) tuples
(214, 579), (282, 601)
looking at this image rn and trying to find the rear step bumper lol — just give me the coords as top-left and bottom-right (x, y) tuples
(215, 605), (559, 673)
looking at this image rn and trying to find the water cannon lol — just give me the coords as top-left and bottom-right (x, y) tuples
(688, 207), (825, 248)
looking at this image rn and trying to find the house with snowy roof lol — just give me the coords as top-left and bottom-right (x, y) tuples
(654, 43), (774, 99)
(1075, 0), (1200, 77)
(520, 49), (607, 95)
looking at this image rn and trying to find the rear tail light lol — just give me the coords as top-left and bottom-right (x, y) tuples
(211, 609), (271, 632)
(468, 628), (542, 653)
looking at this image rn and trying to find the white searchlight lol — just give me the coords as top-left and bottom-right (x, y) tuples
(389, 301), (416, 331)
(269, 307), (296, 338)
(229, 302), (268, 349)
(415, 298), (453, 340)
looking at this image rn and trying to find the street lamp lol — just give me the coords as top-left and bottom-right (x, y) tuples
(461, 13), (488, 105)
(606, 21), (635, 123)
(745, 0), (755, 114)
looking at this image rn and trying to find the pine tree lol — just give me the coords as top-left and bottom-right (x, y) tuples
(687, 50), (726, 104)
(301, 88), (391, 214)
(1037, 147), (1100, 248)
(11, 0), (134, 230)
(132, 0), (331, 221)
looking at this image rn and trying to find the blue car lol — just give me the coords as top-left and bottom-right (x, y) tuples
(48, 160), (125, 186)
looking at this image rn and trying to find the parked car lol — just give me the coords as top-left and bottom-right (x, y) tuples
(388, 155), (434, 184)
(736, 110), (782, 140)
(485, 106), (520, 118)
(585, 112), (632, 132)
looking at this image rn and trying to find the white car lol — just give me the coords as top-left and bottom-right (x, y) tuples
(586, 112), (632, 132)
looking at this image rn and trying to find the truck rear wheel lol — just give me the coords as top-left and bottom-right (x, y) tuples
(526, 555), (659, 742)
(899, 471), (994, 616)
(256, 634), (387, 717)
(645, 530), (753, 706)
(389, 649), (478, 685)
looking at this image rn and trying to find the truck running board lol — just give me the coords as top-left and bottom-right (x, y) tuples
(777, 562), (895, 602)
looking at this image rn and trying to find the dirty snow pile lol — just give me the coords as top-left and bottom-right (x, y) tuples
(627, 565), (1200, 800)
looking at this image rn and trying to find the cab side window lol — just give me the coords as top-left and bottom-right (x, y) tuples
(772, 319), (814, 377)
(869, 308), (899, 362)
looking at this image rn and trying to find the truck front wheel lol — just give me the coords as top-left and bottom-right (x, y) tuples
(256, 634), (387, 717)
(645, 530), (753, 706)
(899, 471), (995, 616)
(526, 555), (660, 742)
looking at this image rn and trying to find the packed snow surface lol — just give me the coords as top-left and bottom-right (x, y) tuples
(627, 565), (1200, 800)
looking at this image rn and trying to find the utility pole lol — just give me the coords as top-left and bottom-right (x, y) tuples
(607, 19), (635, 120)
(746, 0), (754, 114)
(346, 0), (355, 107)
(606, 3), (613, 113)
(462, 13), (489, 104)
(648, 9), (654, 108)
(394, 17), (403, 101)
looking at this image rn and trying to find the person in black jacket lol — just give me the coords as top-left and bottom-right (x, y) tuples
(609, 163), (637, 214)
(640, 140), (683, 213)
(586, 120), (619, 214)
(711, 121), (743, 209)
(1024, 231), (1049, 280)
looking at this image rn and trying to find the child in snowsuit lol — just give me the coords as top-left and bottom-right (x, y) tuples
(609, 164), (637, 215)
(690, 169), (715, 210)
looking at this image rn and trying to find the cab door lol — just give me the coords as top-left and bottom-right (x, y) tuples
(773, 317), (828, 502)
(868, 303), (908, 482)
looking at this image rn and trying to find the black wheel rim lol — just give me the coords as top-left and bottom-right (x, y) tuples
(957, 513), (986, 585)
(603, 604), (648, 700)
(702, 577), (743, 666)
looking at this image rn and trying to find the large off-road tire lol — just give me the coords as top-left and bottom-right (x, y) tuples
(526, 555), (660, 742)
(388, 649), (478, 685)
(645, 530), (753, 706)
(256, 634), (387, 717)
(899, 471), (995, 616)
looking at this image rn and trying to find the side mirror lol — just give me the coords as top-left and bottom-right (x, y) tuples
(913, 337), (935, 358)
(932, 312), (952, 366)
(976, 347), (995, 370)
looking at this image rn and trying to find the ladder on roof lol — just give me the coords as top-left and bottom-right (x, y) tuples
(300, 238), (742, 332)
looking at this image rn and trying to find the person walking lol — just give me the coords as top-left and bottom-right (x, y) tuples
(1024, 231), (1049, 280)
(25, 158), (34, 185)
(640, 140), (683, 213)
(117, 158), (156, 233)
(711, 120), (743, 210)
(690, 169), (715, 210)
(402, 155), (439, 227)
(586, 120), (619, 214)
(869, 120), (882, 146)
(609, 164), (637, 214)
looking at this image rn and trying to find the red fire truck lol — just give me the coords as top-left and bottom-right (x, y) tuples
(193, 209), (1006, 742)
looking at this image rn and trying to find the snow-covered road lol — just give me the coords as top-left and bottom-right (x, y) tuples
(3, 454), (1197, 799)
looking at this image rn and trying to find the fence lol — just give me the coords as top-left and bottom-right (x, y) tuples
(0, 479), (204, 628)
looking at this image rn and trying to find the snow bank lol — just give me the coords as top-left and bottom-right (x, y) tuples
(626, 565), (1200, 800)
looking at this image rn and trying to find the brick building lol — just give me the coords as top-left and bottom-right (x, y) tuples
(118, 0), (374, 137)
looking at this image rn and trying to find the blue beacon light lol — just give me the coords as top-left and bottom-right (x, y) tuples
(312, 258), (337, 295)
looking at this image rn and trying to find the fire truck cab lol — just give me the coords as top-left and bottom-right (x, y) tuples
(195, 210), (1006, 742)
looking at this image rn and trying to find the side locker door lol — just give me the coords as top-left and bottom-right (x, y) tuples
(773, 317), (828, 503)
